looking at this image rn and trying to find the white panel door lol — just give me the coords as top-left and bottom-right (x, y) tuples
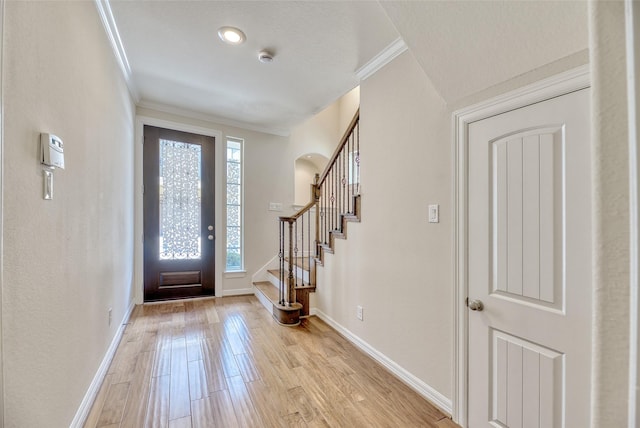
(467, 88), (591, 427)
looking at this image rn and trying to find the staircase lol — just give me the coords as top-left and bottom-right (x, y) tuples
(253, 109), (361, 325)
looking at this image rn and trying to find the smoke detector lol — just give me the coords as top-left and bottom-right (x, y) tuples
(257, 50), (274, 64)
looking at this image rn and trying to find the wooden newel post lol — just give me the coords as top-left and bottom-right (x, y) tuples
(286, 219), (295, 306)
(280, 217), (296, 306)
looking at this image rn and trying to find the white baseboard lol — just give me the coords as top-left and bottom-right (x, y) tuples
(222, 287), (255, 297)
(314, 309), (452, 416)
(70, 301), (136, 427)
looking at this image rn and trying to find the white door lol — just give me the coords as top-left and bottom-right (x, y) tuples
(467, 88), (591, 427)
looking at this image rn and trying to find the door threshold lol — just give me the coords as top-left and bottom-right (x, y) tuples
(143, 295), (216, 305)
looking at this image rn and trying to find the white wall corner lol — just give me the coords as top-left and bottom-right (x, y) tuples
(355, 38), (408, 82)
(94, 0), (140, 102)
(314, 310), (452, 416)
(69, 302), (136, 428)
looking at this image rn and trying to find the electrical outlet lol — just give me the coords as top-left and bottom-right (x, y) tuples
(357, 305), (363, 321)
(108, 308), (112, 326)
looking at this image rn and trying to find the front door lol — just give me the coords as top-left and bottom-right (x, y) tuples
(143, 125), (215, 301)
(467, 89), (591, 427)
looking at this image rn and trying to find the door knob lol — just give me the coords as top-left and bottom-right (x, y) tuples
(207, 235), (214, 241)
(208, 225), (213, 231)
(467, 299), (484, 311)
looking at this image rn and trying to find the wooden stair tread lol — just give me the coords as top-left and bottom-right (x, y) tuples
(253, 281), (278, 303)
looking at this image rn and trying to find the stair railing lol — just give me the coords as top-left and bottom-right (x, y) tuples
(277, 109), (360, 309)
(316, 110), (360, 255)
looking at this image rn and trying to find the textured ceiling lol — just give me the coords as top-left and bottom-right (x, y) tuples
(108, 1), (589, 135)
(109, 0), (399, 134)
(379, 1), (589, 104)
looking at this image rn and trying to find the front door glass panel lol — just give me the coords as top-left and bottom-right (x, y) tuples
(159, 139), (202, 260)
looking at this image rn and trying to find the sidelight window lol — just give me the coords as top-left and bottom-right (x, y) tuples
(226, 138), (244, 271)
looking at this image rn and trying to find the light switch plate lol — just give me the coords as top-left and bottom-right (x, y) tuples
(268, 202), (283, 212)
(43, 169), (53, 200)
(428, 204), (439, 223)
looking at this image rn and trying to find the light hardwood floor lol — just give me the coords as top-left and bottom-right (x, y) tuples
(84, 295), (459, 428)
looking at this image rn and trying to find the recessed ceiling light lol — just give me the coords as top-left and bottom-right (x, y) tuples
(218, 27), (246, 45)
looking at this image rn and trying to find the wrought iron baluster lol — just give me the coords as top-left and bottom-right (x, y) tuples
(349, 131), (354, 214)
(307, 209), (311, 285)
(296, 218), (300, 288)
(324, 182), (328, 243)
(333, 167), (337, 230)
(341, 149), (345, 217)
(279, 220), (284, 305)
(329, 169), (334, 232)
(356, 121), (360, 194)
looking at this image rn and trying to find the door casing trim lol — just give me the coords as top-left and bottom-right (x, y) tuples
(134, 116), (224, 304)
(0, 0), (5, 424)
(451, 65), (590, 426)
(626, 0), (640, 424)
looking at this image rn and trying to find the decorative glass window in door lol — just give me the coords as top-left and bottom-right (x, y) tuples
(158, 139), (202, 260)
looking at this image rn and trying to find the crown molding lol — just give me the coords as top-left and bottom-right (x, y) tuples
(355, 37), (408, 81)
(94, 0), (140, 102)
(137, 100), (291, 137)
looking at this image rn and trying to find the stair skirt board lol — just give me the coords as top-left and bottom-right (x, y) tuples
(254, 283), (274, 313)
(314, 309), (453, 417)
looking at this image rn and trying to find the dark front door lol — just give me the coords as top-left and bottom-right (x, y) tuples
(143, 125), (215, 301)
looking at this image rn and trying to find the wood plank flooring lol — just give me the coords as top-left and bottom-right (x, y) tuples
(84, 296), (458, 427)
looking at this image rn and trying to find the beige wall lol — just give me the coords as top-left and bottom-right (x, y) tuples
(589, 2), (630, 426)
(136, 107), (292, 296)
(289, 101), (340, 165)
(3, 2), (135, 426)
(316, 51), (453, 398)
(315, 45), (593, 408)
(338, 86), (360, 136)
(294, 158), (320, 206)
(289, 87), (360, 208)
(1, 2), (625, 426)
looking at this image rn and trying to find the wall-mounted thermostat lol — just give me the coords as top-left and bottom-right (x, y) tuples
(40, 133), (65, 169)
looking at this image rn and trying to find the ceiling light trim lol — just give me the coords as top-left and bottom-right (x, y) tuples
(355, 37), (408, 82)
(94, 0), (140, 102)
(137, 100), (291, 137)
(218, 26), (246, 45)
